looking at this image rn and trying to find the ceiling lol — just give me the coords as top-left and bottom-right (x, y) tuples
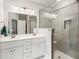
(31, 0), (56, 6)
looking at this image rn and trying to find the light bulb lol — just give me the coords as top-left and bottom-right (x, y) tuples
(12, 6), (20, 10)
(20, 8), (24, 11)
(57, 0), (60, 2)
(25, 9), (30, 12)
(31, 10), (34, 13)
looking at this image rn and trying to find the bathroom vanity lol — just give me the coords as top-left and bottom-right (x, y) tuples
(0, 34), (45, 59)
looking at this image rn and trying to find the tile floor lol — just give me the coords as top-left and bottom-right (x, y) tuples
(43, 50), (74, 59)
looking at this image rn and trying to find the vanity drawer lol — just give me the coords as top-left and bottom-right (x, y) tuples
(24, 55), (31, 59)
(0, 40), (24, 49)
(24, 51), (31, 54)
(24, 46), (31, 51)
(24, 39), (31, 45)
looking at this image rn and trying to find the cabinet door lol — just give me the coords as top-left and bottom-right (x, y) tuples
(32, 44), (38, 59)
(32, 38), (45, 59)
(0, 49), (13, 59)
(17, 47), (23, 59)
(37, 42), (44, 56)
(13, 47), (23, 59)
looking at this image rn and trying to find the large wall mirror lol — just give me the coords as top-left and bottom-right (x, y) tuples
(8, 12), (37, 35)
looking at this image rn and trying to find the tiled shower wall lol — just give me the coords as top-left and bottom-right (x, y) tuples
(52, 0), (79, 59)
(39, 0), (79, 59)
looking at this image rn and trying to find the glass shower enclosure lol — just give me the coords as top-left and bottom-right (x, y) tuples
(39, 8), (79, 59)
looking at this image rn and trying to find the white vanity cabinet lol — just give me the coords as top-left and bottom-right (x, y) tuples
(32, 37), (45, 59)
(0, 40), (24, 59)
(13, 47), (23, 59)
(0, 47), (23, 59)
(0, 49), (13, 59)
(23, 39), (32, 59)
(0, 36), (45, 59)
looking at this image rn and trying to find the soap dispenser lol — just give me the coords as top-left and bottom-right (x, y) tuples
(1, 25), (7, 36)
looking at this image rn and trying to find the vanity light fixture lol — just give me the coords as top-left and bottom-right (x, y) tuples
(51, 14), (57, 18)
(25, 9), (35, 13)
(12, 6), (20, 10)
(12, 6), (26, 11)
(31, 10), (34, 13)
(11, 5), (35, 14)
(45, 13), (49, 16)
(20, 8), (25, 11)
(57, 0), (60, 2)
(25, 9), (30, 12)
(45, 13), (57, 18)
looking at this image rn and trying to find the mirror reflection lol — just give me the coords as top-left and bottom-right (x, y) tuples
(8, 12), (37, 35)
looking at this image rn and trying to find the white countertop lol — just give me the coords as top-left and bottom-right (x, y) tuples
(0, 34), (45, 43)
